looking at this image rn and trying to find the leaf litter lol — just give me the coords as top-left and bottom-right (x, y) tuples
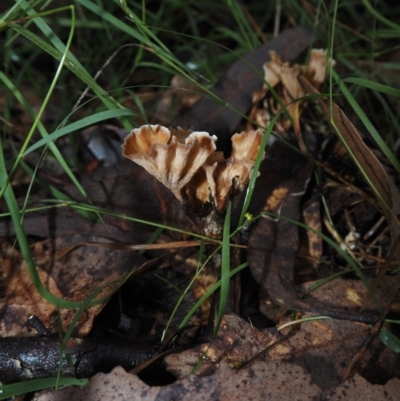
(1, 23), (400, 401)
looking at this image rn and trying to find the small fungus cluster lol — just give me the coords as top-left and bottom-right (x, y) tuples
(121, 49), (329, 236)
(249, 49), (330, 135)
(122, 125), (263, 236)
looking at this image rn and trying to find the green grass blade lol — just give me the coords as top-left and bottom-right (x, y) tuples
(0, 140), (90, 308)
(179, 262), (248, 329)
(213, 200), (232, 337)
(13, 0), (128, 111)
(379, 326), (400, 353)
(343, 77), (400, 98)
(24, 109), (136, 155)
(1, 6), (84, 200)
(11, 1), (88, 67)
(362, 0), (400, 30)
(225, 0), (260, 49)
(0, 377), (88, 400)
(333, 71), (400, 173)
(0, 70), (91, 203)
(238, 110), (282, 227)
(8, 20), (125, 116)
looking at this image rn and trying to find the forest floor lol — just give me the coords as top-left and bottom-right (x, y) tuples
(1, 1), (400, 400)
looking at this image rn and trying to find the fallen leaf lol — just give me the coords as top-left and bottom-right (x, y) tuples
(298, 276), (400, 317)
(164, 314), (277, 377)
(320, 374), (400, 401)
(0, 235), (148, 336)
(269, 315), (400, 388)
(33, 360), (321, 401)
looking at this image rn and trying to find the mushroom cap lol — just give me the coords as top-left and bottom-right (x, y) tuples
(203, 130), (264, 211)
(122, 124), (217, 202)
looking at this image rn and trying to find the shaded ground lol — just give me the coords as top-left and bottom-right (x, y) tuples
(1, 2), (400, 399)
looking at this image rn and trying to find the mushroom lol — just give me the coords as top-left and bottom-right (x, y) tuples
(122, 125), (264, 237)
(122, 124), (217, 203)
(203, 130), (263, 211)
(304, 49), (330, 90)
(248, 49), (330, 135)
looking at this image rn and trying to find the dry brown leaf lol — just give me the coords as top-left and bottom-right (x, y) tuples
(176, 27), (312, 146)
(164, 314), (277, 377)
(247, 142), (381, 325)
(298, 276), (400, 317)
(34, 361), (320, 401)
(33, 363), (400, 401)
(321, 374), (400, 400)
(0, 236), (147, 336)
(164, 313), (399, 388)
(270, 315), (400, 388)
(1, 241), (64, 337)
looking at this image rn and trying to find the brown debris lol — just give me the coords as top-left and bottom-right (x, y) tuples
(249, 49), (329, 135)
